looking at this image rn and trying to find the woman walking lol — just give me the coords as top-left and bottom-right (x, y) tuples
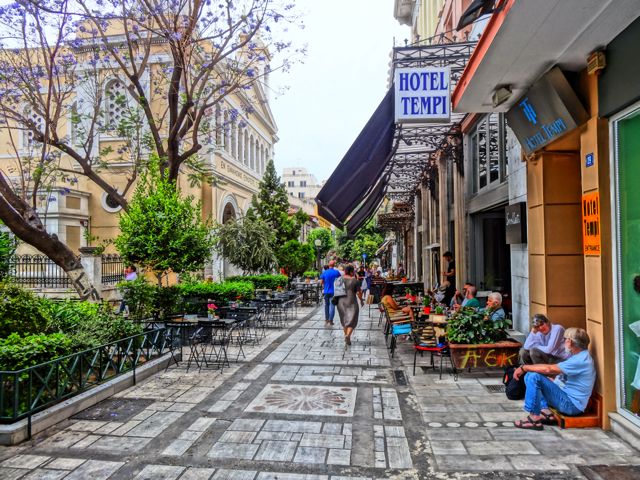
(336, 264), (363, 346)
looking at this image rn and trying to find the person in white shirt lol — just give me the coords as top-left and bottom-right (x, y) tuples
(519, 313), (567, 365)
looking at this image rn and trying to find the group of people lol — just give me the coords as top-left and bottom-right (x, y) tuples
(319, 261), (363, 346)
(514, 314), (596, 430)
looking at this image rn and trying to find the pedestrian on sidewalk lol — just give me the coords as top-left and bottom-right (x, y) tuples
(336, 264), (363, 346)
(320, 261), (341, 327)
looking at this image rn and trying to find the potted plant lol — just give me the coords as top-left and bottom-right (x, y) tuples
(430, 305), (446, 323)
(422, 295), (431, 315)
(446, 307), (521, 370)
(207, 301), (218, 320)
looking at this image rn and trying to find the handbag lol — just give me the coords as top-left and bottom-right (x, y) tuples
(503, 366), (526, 400)
(331, 295), (340, 305)
(333, 276), (346, 297)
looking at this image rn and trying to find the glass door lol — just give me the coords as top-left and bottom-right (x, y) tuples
(613, 104), (640, 423)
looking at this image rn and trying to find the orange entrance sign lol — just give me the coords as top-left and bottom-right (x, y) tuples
(582, 192), (601, 255)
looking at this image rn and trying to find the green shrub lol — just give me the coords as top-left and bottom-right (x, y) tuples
(226, 274), (287, 290)
(0, 282), (49, 339)
(303, 270), (319, 278)
(117, 278), (159, 321)
(446, 307), (511, 344)
(0, 332), (73, 371)
(175, 281), (254, 303)
(42, 299), (143, 350)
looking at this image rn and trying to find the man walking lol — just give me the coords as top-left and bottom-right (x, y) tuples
(320, 261), (341, 327)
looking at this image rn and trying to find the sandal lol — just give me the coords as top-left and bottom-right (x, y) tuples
(539, 410), (557, 426)
(514, 415), (543, 431)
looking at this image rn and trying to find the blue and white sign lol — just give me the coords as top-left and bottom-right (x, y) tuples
(585, 153), (594, 167)
(394, 67), (451, 123)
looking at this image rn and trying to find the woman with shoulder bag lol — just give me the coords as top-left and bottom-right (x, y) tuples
(336, 265), (362, 346)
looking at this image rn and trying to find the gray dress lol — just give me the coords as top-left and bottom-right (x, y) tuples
(337, 276), (360, 328)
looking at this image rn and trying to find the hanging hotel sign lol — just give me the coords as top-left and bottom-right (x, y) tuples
(394, 66), (451, 123)
(506, 67), (588, 155)
(582, 191), (601, 256)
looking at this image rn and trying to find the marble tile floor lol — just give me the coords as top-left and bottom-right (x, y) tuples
(0, 305), (639, 480)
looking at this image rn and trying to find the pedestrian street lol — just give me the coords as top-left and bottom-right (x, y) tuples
(1, 305), (639, 480)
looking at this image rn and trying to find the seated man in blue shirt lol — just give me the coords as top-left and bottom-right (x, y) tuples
(520, 313), (567, 365)
(319, 261), (342, 327)
(484, 292), (506, 322)
(513, 327), (596, 430)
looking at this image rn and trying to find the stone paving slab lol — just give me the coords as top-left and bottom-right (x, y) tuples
(0, 304), (639, 480)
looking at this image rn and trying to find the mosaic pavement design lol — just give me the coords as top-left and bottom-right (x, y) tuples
(1, 305), (640, 480)
(245, 385), (357, 417)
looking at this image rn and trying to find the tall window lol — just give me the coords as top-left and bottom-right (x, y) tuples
(471, 113), (506, 193)
(300, 180), (307, 187)
(105, 79), (128, 131)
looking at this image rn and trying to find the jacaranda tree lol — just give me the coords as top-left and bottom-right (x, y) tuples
(0, 0), (303, 298)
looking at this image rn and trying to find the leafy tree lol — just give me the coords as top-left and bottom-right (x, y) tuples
(115, 162), (214, 284)
(0, 0), (303, 298)
(307, 228), (334, 260)
(277, 240), (314, 277)
(0, 231), (16, 280)
(212, 215), (276, 274)
(335, 220), (384, 263)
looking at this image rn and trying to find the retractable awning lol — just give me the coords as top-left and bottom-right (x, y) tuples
(315, 88), (395, 228)
(344, 173), (390, 235)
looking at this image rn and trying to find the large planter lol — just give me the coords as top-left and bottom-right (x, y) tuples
(449, 340), (522, 370)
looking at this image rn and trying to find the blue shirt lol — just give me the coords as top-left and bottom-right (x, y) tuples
(524, 323), (568, 359)
(320, 268), (341, 295)
(554, 349), (596, 412)
(487, 307), (505, 322)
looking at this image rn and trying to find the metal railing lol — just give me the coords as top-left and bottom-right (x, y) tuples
(0, 329), (173, 424)
(101, 254), (125, 285)
(7, 254), (72, 289)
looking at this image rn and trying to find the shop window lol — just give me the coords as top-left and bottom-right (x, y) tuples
(471, 113), (507, 193)
(613, 105), (640, 422)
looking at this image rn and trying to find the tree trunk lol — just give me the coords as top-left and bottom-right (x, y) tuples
(0, 199), (100, 301)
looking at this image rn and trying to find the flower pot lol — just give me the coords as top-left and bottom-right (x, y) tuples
(422, 307), (431, 315)
(448, 341), (522, 370)
(429, 314), (446, 324)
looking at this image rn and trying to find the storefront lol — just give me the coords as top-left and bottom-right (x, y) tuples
(600, 16), (640, 435)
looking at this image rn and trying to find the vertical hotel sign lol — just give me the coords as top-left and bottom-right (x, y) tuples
(394, 67), (451, 123)
(582, 192), (601, 255)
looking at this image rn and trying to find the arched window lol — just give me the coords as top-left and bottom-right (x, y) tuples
(22, 107), (44, 149)
(243, 130), (249, 166)
(223, 110), (229, 152)
(105, 78), (128, 131)
(260, 144), (265, 174)
(249, 135), (255, 170)
(215, 105), (222, 147)
(231, 121), (238, 159)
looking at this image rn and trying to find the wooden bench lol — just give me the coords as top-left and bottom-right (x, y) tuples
(550, 392), (602, 428)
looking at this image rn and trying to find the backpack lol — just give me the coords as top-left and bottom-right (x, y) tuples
(333, 275), (346, 297)
(503, 366), (526, 400)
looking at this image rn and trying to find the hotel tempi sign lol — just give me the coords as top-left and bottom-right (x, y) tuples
(394, 67), (451, 123)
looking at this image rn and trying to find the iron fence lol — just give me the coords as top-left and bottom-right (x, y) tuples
(101, 254), (125, 285)
(7, 254), (72, 289)
(0, 328), (173, 424)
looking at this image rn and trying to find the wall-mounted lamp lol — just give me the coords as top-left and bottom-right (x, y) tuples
(492, 85), (512, 107)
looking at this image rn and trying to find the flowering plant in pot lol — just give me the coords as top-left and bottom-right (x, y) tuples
(207, 302), (218, 320)
(422, 295), (431, 315)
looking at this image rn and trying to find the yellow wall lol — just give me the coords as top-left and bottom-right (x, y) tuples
(526, 71), (616, 428)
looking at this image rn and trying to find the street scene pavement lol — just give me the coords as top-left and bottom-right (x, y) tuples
(1, 305), (639, 480)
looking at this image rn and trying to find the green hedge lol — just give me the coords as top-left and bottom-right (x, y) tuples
(42, 299), (143, 350)
(225, 274), (288, 290)
(303, 270), (319, 278)
(120, 279), (256, 318)
(0, 333), (74, 371)
(0, 282), (49, 339)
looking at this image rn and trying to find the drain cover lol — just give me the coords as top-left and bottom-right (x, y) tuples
(393, 370), (408, 386)
(485, 384), (506, 394)
(72, 398), (155, 421)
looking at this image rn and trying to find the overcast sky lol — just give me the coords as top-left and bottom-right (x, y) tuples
(269, 1), (409, 183)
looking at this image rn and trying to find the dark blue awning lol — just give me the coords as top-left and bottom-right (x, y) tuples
(344, 174), (389, 236)
(316, 88), (395, 228)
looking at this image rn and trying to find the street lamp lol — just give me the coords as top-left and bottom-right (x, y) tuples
(314, 238), (322, 271)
